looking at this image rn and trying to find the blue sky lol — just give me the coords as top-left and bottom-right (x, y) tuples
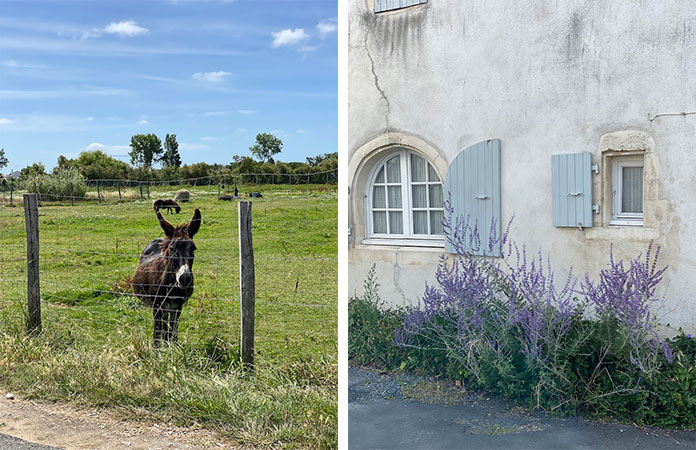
(0, 0), (337, 172)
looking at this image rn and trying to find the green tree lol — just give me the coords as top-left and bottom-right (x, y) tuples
(129, 134), (163, 169)
(249, 133), (283, 163)
(19, 162), (46, 180)
(56, 151), (130, 180)
(162, 133), (182, 168)
(306, 152), (338, 166)
(0, 149), (8, 170)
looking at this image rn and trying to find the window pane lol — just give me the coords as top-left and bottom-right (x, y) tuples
(374, 166), (384, 183)
(413, 211), (428, 234)
(429, 184), (443, 207)
(387, 186), (402, 208)
(373, 211), (387, 234)
(622, 167), (643, 213)
(428, 164), (440, 182)
(372, 185), (386, 208)
(430, 210), (444, 235)
(386, 155), (401, 183)
(389, 211), (403, 234)
(412, 184), (427, 208)
(411, 154), (426, 182)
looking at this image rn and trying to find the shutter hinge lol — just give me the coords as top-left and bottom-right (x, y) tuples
(348, 225), (352, 237)
(591, 164), (599, 174)
(592, 204), (600, 214)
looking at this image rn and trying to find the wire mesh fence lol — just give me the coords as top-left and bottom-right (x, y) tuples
(0, 173), (337, 364)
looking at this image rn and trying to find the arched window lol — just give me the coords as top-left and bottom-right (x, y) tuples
(366, 149), (444, 244)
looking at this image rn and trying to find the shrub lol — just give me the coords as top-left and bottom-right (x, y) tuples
(24, 167), (88, 201)
(348, 210), (696, 428)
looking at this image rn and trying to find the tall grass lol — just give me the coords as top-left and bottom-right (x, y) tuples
(0, 183), (337, 448)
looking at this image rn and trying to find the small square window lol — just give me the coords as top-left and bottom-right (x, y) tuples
(611, 156), (643, 226)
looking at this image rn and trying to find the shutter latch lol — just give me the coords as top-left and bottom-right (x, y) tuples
(475, 194), (490, 200)
(568, 192), (584, 196)
(592, 164), (600, 174)
(592, 204), (600, 214)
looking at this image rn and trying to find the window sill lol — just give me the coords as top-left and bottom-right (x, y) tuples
(609, 219), (644, 227)
(361, 237), (445, 248)
(584, 225), (658, 241)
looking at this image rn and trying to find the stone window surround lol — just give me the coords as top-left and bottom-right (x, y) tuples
(349, 132), (448, 248)
(586, 130), (664, 241)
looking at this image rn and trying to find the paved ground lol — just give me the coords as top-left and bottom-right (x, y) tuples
(349, 367), (696, 450)
(0, 434), (58, 450)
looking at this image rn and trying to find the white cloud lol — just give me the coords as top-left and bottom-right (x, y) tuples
(192, 71), (232, 83)
(4, 59), (47, 70)
(316, 19), (337, 38)
(86, 116), (94, 121)
(235, 128), (246, 134)
(0, 86), (132, 100)
(0, 118), (13, 125)
(238, 109), (257, 115)
(201, 136), (221, 141)
(296, 129), (310, 134)
(299, 45), (318, 53)
(83, 142), (130, 156)
(179, 143), (207, 151)
(271, 28), (308, 48)
(104, 20), (148, 37)
(137, 119), (148, 124)
(204, 111), (231, 117)
(271, 129), (284, 135)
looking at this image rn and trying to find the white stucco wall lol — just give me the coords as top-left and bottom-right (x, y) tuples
(348, 0), (696, 333)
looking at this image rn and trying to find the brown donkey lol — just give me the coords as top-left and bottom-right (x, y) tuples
(133, 209), (201, 345)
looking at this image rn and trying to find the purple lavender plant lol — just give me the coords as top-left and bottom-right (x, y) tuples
(582, 241), (672, 368)
(502, 244), (579, 361)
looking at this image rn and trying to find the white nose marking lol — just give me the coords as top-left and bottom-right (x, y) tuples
(175, 264), (190, 287)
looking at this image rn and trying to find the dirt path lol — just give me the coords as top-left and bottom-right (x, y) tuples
(0, 392), (236, 450)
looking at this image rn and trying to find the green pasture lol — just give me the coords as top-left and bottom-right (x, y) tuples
(0, 183), (337, 449)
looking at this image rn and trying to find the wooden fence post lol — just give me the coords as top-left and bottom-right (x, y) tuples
(147, 182), (150, 199)
(10, 179), (14, 207)
(139, 182), (143, 200)
(118, 182), (122, 202)
(97, 181), (101, 204)
(238, 201), (255, 369)
(23, 194), (41, 334)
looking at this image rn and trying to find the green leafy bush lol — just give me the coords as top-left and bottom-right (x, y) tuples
(24, 167), (87, 200)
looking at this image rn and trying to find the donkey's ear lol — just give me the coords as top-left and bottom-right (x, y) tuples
(157, 211), (176, 238)
(188, 208), (201, 238)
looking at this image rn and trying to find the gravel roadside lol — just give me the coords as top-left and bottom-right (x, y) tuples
(349, 367), (696, 450)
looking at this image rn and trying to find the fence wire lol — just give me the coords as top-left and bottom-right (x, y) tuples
(0, 175), (337, 358)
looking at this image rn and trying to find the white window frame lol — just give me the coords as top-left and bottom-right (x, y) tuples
(610, 156), (644, 226)
(363, 149), (445, 247)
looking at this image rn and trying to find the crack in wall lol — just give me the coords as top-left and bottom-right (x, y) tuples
(392, 261), (408, 304)
(364, 30), (391, 132)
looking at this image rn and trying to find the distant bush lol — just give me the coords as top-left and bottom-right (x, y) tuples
(24, 167), (87, 201)
(174, 190), (190, 203)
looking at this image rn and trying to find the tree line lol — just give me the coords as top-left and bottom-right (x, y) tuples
(3, 133), (337, 185)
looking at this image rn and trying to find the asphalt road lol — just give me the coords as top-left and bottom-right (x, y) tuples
(0, 434), (59, 450)
(349, 367), (696, 450)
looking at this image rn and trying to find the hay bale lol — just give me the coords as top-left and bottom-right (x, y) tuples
(174, 190), (190, 203)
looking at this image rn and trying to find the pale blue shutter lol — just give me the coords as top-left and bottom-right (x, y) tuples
(552, 152), (593, 228)
(444, 139), (501, 256)
(375, 0), (427, 13)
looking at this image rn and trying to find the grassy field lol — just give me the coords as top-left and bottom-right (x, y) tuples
(0, 183), (337, 448)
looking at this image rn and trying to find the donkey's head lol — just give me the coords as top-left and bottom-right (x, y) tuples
(157, 208), (201, 289)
